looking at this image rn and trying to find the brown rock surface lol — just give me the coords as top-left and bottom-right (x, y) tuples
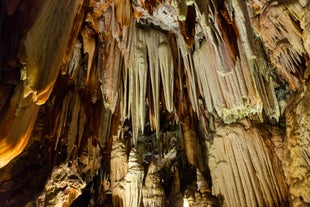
(285, 80), (310, 206)
(209, 123), (288, 206)
(0, 0), (309, 206)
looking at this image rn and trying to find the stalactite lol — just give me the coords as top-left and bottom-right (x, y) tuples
(129, 27), (148, 144)
(248, 0), (306, 91)
(228, 0), (280, 121)
(54, 91), (72, 150)
(193, 2), (279, 123)
(101, 36), (122, 113)
(128, 27), (175, 143)
(115, 0), (131, 27)
(177, 34), (199, 113)
(85, 137), (101, 178)
(120, 59), (130, 123)
(193, 37), (264, 123)
(77, 104), (86, 148)
(67, 93), (82, 159)
(118, 17), (136, 125)
(158, 41), (174, 113)
(146, 29), (160, 133)
(1, 0), (310, 206)
(68, 40), (82, 79)
(98, 106), (112, 148)
(81, 25), (96, 84)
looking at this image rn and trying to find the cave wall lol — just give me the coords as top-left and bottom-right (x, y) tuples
(0, 0), (310, 206)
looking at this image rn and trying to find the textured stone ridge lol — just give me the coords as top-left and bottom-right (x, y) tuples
(285, 80), (310, 206)
(37, 163), (86, 207)
(209, 123), (288, 207)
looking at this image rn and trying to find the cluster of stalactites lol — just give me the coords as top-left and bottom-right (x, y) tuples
(180, 0), (283, 122)
(2, 0), (307, 168)
(2, 0), (304, 164)
(86, 0), (309, 145)
(122, 27), (175, 145)
(248, 0), (308, 91)
(66, 0), (310, 146)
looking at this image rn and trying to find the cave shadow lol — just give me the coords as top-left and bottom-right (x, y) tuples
(0, 140), (50, 207)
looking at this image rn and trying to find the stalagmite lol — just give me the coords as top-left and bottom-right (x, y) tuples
(121, 149), (144, 207)
(110, 134), (128, 207)
(142, 160), (165, 207)
(182, 117), (197, 166)
(110, 138), (144, 207)
(168, 167), (183, 206)
(195, 169), (216, 206)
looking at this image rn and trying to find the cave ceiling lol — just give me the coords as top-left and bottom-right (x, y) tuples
(0, 0), (309, 206)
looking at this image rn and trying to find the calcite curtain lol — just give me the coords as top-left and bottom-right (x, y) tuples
(0, 0), (309, 206)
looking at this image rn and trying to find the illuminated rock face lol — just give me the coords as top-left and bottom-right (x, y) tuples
(0, 0), (310, 206)
(209, 123), (288, 207)
(285, 81), (310, 206)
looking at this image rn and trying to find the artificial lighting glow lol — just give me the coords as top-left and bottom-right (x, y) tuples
(183, 198), (189, 207)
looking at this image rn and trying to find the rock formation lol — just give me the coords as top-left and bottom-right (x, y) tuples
(0, 0), (309, 206)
